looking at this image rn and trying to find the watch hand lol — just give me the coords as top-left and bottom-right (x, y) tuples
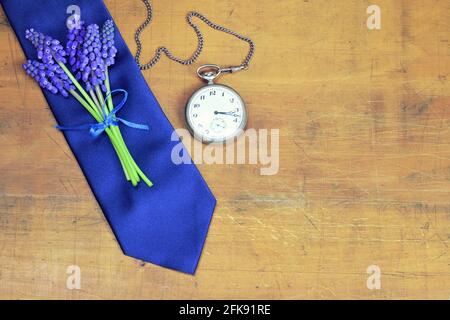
(215, 110), (237, 116)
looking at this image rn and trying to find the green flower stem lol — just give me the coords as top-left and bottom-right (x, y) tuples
(59, 61), (152, 187)
(113, 143), (131, 181)
(70, 91), (131, 181)
(115, 129), (153, 187)
(58, 62), (100, 118)
(103, 71), (148, 185)
(104, 68), (114, 113)
(58, 63), (139, 185)
(105, 130), (131, 181)
(110, 128), (138, 186)
(95, 85), (105, 105)
(129, 156), (154, 187)
(104, 68), (154, 187)
(107, 128), (136, 185)
(89, 90), (102, 113)
(94, 84), (140, 184)
(70, 90), (132, 181)
(70, 85), (137, 185)
(69, 90), (102, 122)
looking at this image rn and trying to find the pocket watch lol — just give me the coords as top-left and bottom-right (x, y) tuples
(134, 1), (255, 144)
(185, 65), (248, 144)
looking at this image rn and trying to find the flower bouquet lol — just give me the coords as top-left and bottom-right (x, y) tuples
(23, 18), (153, 187)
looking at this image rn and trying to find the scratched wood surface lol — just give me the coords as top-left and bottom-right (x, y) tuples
(0, 0), (449, 300)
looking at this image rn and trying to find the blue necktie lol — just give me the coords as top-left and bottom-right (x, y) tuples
(1, 0), (217, 274)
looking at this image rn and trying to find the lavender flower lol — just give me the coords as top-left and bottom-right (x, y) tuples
(23, 60), (74, 97)
(101, 20), (117, 67)
(25, 29), (67, 64)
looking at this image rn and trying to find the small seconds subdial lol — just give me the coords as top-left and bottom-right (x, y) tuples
(186, 84), (247, 143)
(211, 117), (227, 133)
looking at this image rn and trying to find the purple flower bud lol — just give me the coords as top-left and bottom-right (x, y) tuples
(66, 18), (86, 79)
(82, 72), (89, 83)
(23, 60), (74, 97)
(25, 29), (67, 64)
(60, 89), (69, 98)
(73, 23), (108, 92)
(101, 20), (117, 69)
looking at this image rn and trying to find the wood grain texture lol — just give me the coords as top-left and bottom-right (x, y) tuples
(0, 0), (449, 300)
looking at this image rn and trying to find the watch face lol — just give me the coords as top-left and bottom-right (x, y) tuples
(186, 84), (247, 143)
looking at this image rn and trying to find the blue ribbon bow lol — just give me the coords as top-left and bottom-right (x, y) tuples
(56, 89), (149, 138)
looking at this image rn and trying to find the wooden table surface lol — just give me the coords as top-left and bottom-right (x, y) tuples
(0, 0), (449, 300)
